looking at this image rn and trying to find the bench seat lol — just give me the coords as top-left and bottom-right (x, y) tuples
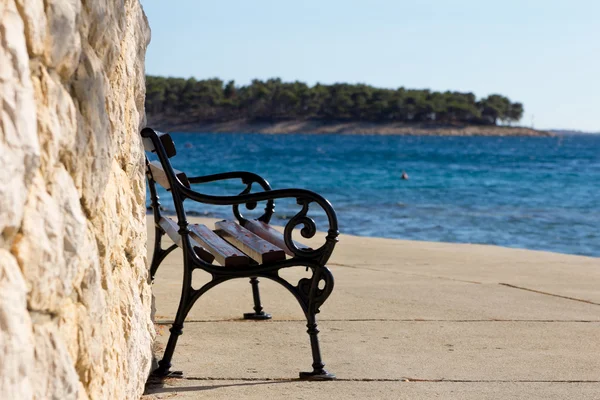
(159, 217), (315, 267)
(214, 220), (286, 264)
(189, 223), (250, 267)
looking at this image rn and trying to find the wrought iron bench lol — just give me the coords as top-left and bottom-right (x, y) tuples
(142, 127), (339, 380)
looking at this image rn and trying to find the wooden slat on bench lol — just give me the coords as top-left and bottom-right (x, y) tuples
(215, 220), (286, 264)
(189, 224), (250, 267)
(158, 217), (215, 263)
(148, 160), (190, 190)
(142, 129), (177, 158)
(244, 220), (312, 256)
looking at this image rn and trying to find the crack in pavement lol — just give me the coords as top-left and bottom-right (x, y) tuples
(151, 376), (600, 383)
(154, 318), (600, 325)
(499, 283), (600, 306)
(329, 264), (599, 305)
(328, 263), (482, 284)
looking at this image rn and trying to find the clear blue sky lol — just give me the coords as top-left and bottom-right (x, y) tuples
(141, 0), (599, 131)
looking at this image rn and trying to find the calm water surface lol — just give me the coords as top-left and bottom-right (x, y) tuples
(149, 133), (600, 258)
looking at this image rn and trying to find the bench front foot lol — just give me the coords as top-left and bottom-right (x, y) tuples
(299, 369), (336, 380)
(243, 311), (272, 320)
(151, 358), (184, 379)
(151, 365), (184, 379)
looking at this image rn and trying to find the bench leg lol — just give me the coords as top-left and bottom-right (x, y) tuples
(152, 267), (194, 378)
(243, 277), (272, 320)
(299, 268), (336, 380)
(153, 322), (185, 378)
(153, 275), (228, 378)
(299, 312), (336, 380)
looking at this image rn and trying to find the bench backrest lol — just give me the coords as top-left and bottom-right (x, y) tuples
(141, 127), (195, 247)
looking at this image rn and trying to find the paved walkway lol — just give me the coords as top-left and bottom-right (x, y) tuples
(144, 216), (599, 399)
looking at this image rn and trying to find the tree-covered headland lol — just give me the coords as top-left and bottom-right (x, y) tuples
(146, 76), (524, 126)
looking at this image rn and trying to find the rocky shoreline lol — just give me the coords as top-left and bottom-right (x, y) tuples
(146, 118), (553, 136)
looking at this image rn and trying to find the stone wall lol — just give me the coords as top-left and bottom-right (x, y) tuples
(0, 1), (153, 398)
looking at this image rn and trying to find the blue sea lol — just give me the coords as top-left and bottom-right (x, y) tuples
(149, 132), (600, 258)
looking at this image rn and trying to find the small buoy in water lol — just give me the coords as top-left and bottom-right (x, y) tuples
(184, 142), (193, 149)
(401, 171), (409, 180)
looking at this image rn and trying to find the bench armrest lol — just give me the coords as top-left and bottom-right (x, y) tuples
(188, 171), (275, 223)
(180, 185), (339, 264)
(188, 171), (272, 191)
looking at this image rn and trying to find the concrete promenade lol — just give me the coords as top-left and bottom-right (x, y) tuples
(144, 216), (599, 399)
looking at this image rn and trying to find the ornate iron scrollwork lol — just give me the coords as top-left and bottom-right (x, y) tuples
(233, 180), (275, 223)
(283, 198), (337, 263)
(295, 266), (335, 313)
(232, 181), (253, 221)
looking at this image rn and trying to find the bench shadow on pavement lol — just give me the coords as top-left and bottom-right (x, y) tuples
(145, 379), (299, 395)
